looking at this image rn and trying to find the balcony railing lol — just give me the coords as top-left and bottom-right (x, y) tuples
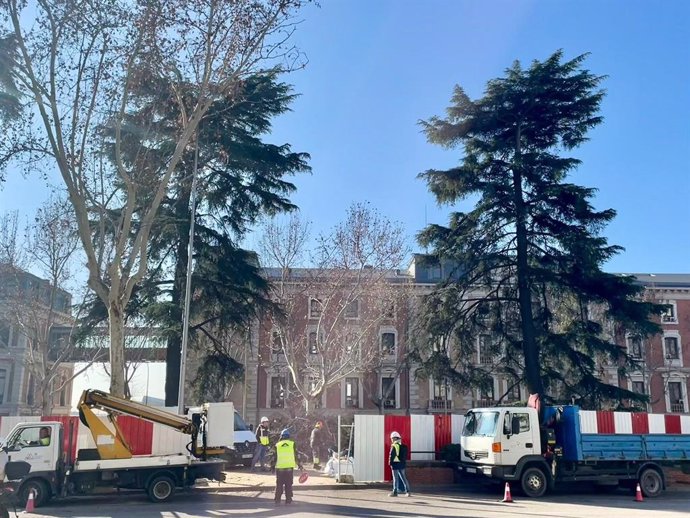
(345, 398), (359, 408)
(661, 314), (677, 323)
(670, 403), (685, 413)
(428, 399), (452, 412)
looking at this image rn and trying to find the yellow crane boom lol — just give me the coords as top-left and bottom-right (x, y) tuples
(78, 389), (198, 460)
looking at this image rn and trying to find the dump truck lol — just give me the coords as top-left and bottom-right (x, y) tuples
(459, 402), (690, 497)
(0, 390), (232, 507)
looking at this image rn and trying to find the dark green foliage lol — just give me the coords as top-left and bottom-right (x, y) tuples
(193, 351), (244, 403)
(81, 72), (310, 404)
(417, 51), (664, 409)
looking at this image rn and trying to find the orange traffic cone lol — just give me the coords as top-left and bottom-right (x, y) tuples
(501, 482), (513, 503)
(25, 489), (35, 513)
(634, 483), (644, 502)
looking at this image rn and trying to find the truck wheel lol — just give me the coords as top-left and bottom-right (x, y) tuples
(147, 475), (175, 503)
(639, 468), (663, 498)
(521, 467), (548, 498)
(19, 479), (49, 508)
(0, 505), (9, 518)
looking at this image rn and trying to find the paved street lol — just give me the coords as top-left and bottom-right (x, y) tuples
(18, 485), (690, 518)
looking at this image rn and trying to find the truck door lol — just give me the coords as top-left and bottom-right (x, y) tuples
(500, 412), (536, 466)
(5, 425), (58, 474)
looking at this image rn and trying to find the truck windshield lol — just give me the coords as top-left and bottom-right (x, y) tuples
(234, 412), (249, 432)
(463, 411), (499, 437)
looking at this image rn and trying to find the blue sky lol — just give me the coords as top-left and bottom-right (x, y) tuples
(1, 0), (688, 273)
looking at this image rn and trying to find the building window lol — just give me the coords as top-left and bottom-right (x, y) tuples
(0, 324), (9, 348)
(664, 336), (680, 360)
(0, 368), (6, 404)
(345, 377), (359, 408)
(309, 298), (323, 319)
(344, 300), (359, 319)
(506, 381), (521, 401)
(381, 377), (397, 408)
(381, 332), (396, 356)
(478, 335), (492, 365)
(661, 301), (677, 324)
(627, 336), (643, 359)
(271, 376), (286, 408)
(668, 381), (684, 413)
(632, 381), (645, 395)
(308, 332), (319, 354)
(427, 264), (442, 280)
(478, 382), (494, 405)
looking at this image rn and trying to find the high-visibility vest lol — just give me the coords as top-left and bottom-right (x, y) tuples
(275, 439), (296, 469)
(391, 442), (400, 462)
(258, 427), (269, 446)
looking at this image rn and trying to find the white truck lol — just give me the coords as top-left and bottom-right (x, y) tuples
(459, 403), (690, 498)
(0, 390), (233, 507)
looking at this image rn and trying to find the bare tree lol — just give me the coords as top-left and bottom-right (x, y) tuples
(0, 196), (100, 415)
(0, 0), (307, 396)
(260, 204), (411, 413)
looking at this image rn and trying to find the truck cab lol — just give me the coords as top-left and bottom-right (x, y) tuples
(0, 422), (64, 506)
(460, 407), (543, 488)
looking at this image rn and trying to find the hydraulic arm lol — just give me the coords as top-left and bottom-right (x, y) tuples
(78, 389), (199, 460)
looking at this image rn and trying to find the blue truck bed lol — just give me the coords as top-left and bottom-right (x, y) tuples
(554, 406), (690, 462)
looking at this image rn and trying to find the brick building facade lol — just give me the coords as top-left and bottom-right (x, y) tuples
(231, 260), (690, 427)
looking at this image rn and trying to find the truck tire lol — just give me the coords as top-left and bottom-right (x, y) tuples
(147, 475), (175, 503)
(639, 468), (663, 498)
(521, 467), (548, 498)
(18, 478), (49, 508)
(0, 505), (9, 518)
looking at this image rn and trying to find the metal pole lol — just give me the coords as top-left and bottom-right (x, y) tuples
(178, 141), (200, 415)
(337, 415), (341, 482)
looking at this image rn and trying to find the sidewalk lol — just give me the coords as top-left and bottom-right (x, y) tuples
(215, 466), (376, 492)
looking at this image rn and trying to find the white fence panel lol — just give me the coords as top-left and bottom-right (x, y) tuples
(354, 415), (384, 482)
(451, 414), (464, 444)
(410, 415), (434, 460)
(579, 411), (598, 433)
(680, 415), (690, 434)
(614, 412), (633, 434)
(648, 414), (665, 433)
(152, 423), (189, 455)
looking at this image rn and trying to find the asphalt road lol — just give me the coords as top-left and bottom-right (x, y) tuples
(16, 485), (690, 518)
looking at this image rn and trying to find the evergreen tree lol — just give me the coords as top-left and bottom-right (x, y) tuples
(417, 51), (662, 408)
(80, 73), (310, 404)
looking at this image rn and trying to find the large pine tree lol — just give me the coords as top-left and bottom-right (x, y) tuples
(417, 51), (662, 408)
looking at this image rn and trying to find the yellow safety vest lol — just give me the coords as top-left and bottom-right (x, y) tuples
(392, 442), (400, 462)
(260, 435), (269, 446)
(275, 439), (296, 469)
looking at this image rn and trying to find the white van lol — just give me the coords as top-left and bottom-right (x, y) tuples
(230, 411), (257, 466)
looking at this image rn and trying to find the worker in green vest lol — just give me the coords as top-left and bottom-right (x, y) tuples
(272, 428), (303, 504)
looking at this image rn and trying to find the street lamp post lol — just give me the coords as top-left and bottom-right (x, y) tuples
(178, 141), (200, 415)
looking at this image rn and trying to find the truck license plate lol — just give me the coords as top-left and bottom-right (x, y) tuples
(466, 467), (476, 474)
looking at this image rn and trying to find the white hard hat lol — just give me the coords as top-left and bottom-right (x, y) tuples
(261, 416), (269, 422)
(390, 431), (401, 440)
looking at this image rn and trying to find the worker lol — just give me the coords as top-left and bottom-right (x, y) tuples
(251, 416), (270, 471)
(309, 420), (326, 470)
(39, 427), (51, 446)
(272, 428), (303, 504)
(388, 431), (411, 497)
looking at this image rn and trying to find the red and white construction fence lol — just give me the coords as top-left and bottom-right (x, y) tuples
(578, 410), (690, 434)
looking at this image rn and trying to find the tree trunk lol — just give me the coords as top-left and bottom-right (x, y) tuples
(108, 303), (126, 397)
(40, 380), (53, 416)
(165, 179), (192, 406)
(512, 146), (544, 400)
